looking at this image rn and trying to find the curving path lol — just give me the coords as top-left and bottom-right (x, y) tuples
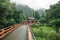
(1, 25), (28, 40)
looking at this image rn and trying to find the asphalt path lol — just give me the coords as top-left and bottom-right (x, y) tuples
(2, 25), (28, 40)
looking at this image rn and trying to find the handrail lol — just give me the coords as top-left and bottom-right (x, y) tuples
(28, 26), (32, 40)
(0, 23), (22, 39)
(30, 27), (36, 40)
(27, 22), (36, 40)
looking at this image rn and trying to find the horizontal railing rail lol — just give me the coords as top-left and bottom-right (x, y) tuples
(30, 27), (36, 40)
(0, 23), (22, 39)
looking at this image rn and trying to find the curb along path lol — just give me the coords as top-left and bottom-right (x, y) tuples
(28, 26), (32, 40)
(28, 23), (34, 40)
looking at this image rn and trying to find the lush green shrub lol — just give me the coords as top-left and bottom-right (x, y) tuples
(0, 25), (4, 29)
(39, 18), (47, 23)
(6, 18), (16, 27)
(49, 19), (60, 32)
(47, 30), (57, 40)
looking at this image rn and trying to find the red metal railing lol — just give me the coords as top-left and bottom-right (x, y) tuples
(28, 26), (33, 40)
(0, 23), (21, 39)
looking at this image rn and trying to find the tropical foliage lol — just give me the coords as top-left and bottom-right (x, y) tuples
(0, 0), (25, 29)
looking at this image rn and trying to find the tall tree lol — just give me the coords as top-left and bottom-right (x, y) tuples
(46, 1), (60, 33)
(34, 11), (40, 20)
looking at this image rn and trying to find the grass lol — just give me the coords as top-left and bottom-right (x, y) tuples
(31, 24), (56, 40)
(36, 37), (46, 40)
(40, 26), (54, 33)
(32, 25), (55, 33)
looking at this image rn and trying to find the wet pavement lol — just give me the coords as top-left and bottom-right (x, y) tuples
(2, 25), (28, 40)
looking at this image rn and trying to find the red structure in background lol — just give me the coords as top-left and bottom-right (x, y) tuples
(21, 17), (36, 25)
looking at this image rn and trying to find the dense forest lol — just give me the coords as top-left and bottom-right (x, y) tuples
(0, 0), (25, 29)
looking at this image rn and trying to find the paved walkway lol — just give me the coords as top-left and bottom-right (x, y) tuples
(2, 25), (28, 40)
